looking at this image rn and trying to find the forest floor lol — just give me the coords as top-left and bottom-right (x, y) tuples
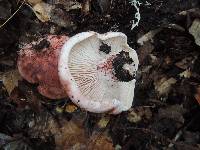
(0, 0), (200, 149)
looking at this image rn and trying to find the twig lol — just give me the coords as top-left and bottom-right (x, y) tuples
(0, 0), (25, 29)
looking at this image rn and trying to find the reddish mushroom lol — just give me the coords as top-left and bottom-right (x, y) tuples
(18, 32), (139, 114)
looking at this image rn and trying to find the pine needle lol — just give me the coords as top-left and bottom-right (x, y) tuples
(0, 0), (25, 29)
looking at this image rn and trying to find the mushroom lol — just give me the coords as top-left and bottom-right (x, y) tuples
(18, 32), (139, 114)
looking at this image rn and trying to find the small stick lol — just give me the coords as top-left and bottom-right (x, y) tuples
(0, 0), (25, 29)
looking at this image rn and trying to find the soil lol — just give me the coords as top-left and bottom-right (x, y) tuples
(0, 0), (200, 150)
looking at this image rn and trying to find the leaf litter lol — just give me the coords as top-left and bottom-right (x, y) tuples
(0, 0), (200, 149)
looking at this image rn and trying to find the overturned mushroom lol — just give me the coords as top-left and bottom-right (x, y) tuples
(18, 32), (139, 114)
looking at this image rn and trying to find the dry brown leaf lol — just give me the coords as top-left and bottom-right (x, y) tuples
(65, 103), (78, 113)
(33, 2), (53, 22)
(88, 133), (114, 150)
(27, 0), (42, 6)
(154, 77), (177, 96)
(31, 2), (74, 28)
(59, 120), (87, 149)
(2, 70), (22, 95)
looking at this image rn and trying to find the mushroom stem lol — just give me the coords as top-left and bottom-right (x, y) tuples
(18, 35), (69, 99)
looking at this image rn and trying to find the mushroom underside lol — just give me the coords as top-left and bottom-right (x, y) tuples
(59, 32), (139, 114)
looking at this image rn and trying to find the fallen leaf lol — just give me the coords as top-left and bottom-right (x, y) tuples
(179, 8), (200, 17)
(60, 120), (87, 149)
(154, 77), (177, 96)
(82, 0), (90, 14)
(127, 110), (141, 123)
(175, 57), (194, 69)
(97, 116), (110, 128)
(32, 2), (53, 22)
(27, 111), (87, 150)
(137, 28), (162, 45)
(88, 132), (114, 150)
(182, 131), (200, 145)
(127, 107), (152, 123)
(56, 106), (64, 113)
(2, 70), (22, 95)
(189, 19), (200, 46)
(31, 2), (75, 28)
(55, 0), (82, 11)
(179, 70), (192, 78)
(27, 0), (42, 6)
(137, 42), (154, 64)
(65, 103), (78, 113)
(50, 8), (74, 28)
